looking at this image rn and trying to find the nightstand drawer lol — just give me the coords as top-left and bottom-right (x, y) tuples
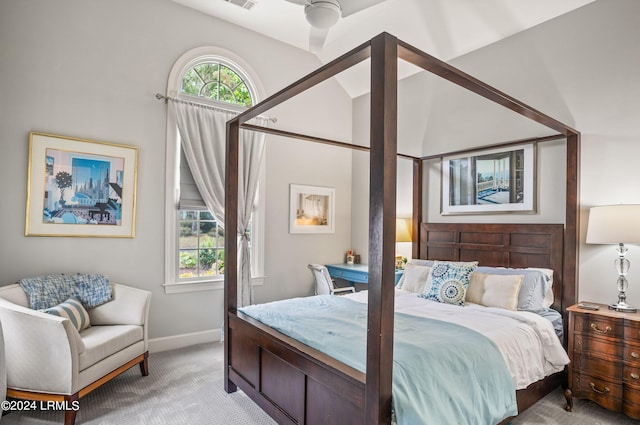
(624, 381), (640, 420)
(624, 345), (640, 364)
(623, 399), (640, 421)
(626, 321), (640, 343)
(575, 315), (623, 340)
(573, 372), (622, 411)
(574, 334), (623, 360)
(624, 368), (640, 385)
(572, 356), (621, 381)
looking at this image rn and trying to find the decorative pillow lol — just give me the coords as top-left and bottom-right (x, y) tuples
(396, 259), (433, 289)
(466, 273), (524, 311)
(42, 297), (91, 332)
(72, 273), (112, 308)
(474, 266), (553, 311)
(398, 263), (431, 294)
(420, 261), (478, 305)
(18, 274), (75, 310)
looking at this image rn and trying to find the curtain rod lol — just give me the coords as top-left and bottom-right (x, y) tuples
(155, 93), (277, 123)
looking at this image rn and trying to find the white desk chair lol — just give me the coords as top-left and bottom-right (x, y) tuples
(308, 264), (356, 296)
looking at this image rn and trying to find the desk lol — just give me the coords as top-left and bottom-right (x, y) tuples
(325, 264), (404, 286)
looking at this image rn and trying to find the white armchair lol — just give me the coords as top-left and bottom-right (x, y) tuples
(0, 282), (151, 425)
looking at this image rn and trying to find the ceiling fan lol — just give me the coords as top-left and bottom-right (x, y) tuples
(284, 0), (387, 52)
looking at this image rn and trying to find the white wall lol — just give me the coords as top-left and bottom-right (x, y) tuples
(0, 0), (352, 342)
(352, 0), (640, 306)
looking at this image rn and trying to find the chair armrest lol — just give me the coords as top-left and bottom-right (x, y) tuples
(0, 299), (81, 394)
(89, 283), (151, 326)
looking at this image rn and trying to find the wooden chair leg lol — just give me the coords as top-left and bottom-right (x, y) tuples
(64, 408), (78, 425)
(64, 393), (79, 425)
(139, 351), (149, 376)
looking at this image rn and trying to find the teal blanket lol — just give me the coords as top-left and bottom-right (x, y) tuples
(240, 295), (517, 425)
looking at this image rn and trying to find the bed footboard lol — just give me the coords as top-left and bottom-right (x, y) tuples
(227, 311), (366, 425)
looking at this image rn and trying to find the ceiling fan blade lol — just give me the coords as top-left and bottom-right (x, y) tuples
(309, 26), (330, 52)
(340, 0), (387, 18)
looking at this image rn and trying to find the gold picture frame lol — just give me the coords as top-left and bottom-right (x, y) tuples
(25, 132), (138, 237)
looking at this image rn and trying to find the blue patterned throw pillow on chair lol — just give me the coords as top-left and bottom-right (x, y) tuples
(421, 260), (478, 305)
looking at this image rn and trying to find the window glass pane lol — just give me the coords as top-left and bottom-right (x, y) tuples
(178, 209), (228, 278)
(218, 85), (235, 103)
(181, 69), (202, 96)
(201, 82), (219, 100)
(234, 84), (252, 107)
(195, 63), (219, 83)
(179, 250), (198, 278)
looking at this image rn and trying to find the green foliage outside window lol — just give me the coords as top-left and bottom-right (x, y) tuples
(181, 63), (252, 107)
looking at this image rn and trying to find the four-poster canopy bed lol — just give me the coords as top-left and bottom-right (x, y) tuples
(224, 32), (580, 424)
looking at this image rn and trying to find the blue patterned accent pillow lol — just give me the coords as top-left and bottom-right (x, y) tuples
(73, 273), (112, 308)
(420, 261), (478, 305)
(18, 274), (75, 310)
(19, 273), (112, 310)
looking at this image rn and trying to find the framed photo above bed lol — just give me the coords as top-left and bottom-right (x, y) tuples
(289, 184), (335, 234)
(441, 143), (536, 215)
(25, 132), (138, 237)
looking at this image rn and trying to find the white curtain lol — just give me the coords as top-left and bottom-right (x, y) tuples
(171, 100), (266, 307)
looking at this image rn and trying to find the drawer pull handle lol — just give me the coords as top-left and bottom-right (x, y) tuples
(589, 382), (610, 394)
(632, 373), (640, 380)
(633, 352), (640, 359)
(590, 323), (612, 334)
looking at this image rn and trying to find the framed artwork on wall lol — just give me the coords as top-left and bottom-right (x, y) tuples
(441, 143), (536, 215)
(289, 184), (335, 234)
(25, 132), (138, 237)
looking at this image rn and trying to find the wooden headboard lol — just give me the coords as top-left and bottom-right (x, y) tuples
(419, 222), (567, 313)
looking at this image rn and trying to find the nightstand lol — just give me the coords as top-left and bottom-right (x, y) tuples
(566, 302), (640, 419)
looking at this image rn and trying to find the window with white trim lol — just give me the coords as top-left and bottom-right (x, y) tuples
(164, 47), (265, 293)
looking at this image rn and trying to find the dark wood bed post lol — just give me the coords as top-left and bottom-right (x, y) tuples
(564, 132), (580, 333)
(224, 118), (240, 394)
(366, 32), (398, 425)
(412, 158), (423, 259)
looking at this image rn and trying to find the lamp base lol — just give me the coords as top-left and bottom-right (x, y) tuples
(609, 302), (637, 313)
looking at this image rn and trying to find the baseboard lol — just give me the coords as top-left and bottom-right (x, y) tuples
(148, 328), (221, 353)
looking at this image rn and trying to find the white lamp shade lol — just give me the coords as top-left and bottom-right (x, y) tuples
(586, 204), (640, 244)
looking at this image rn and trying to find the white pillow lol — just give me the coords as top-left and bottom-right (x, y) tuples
(529, 267), (555, 308)
(399, 263), (431, 294)
(466, 273), (524, 311)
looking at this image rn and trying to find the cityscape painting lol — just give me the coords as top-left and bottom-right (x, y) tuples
(26, 132), (138, 237)
(441, 143), (536, 215)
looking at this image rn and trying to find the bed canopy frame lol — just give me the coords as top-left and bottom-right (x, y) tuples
(224, 32), (580, 425)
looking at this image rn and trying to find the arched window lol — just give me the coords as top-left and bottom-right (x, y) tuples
(164, 47), (265, 293)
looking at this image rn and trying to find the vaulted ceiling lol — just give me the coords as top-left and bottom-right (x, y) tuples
(173, 0), (595, 97)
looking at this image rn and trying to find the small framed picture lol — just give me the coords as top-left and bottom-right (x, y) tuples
(289, 184), (335, 234)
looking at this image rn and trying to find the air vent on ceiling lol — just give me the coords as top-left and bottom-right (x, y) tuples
(224, 0), (257, 10)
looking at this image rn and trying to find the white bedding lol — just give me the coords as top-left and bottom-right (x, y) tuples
(344, 289), (570, 390)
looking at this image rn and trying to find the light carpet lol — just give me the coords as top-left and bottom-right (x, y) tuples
(1, 342), (635, 425)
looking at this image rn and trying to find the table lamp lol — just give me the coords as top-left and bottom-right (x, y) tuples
(586, 204), (640, 312)
(395, 218), (412, 268)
